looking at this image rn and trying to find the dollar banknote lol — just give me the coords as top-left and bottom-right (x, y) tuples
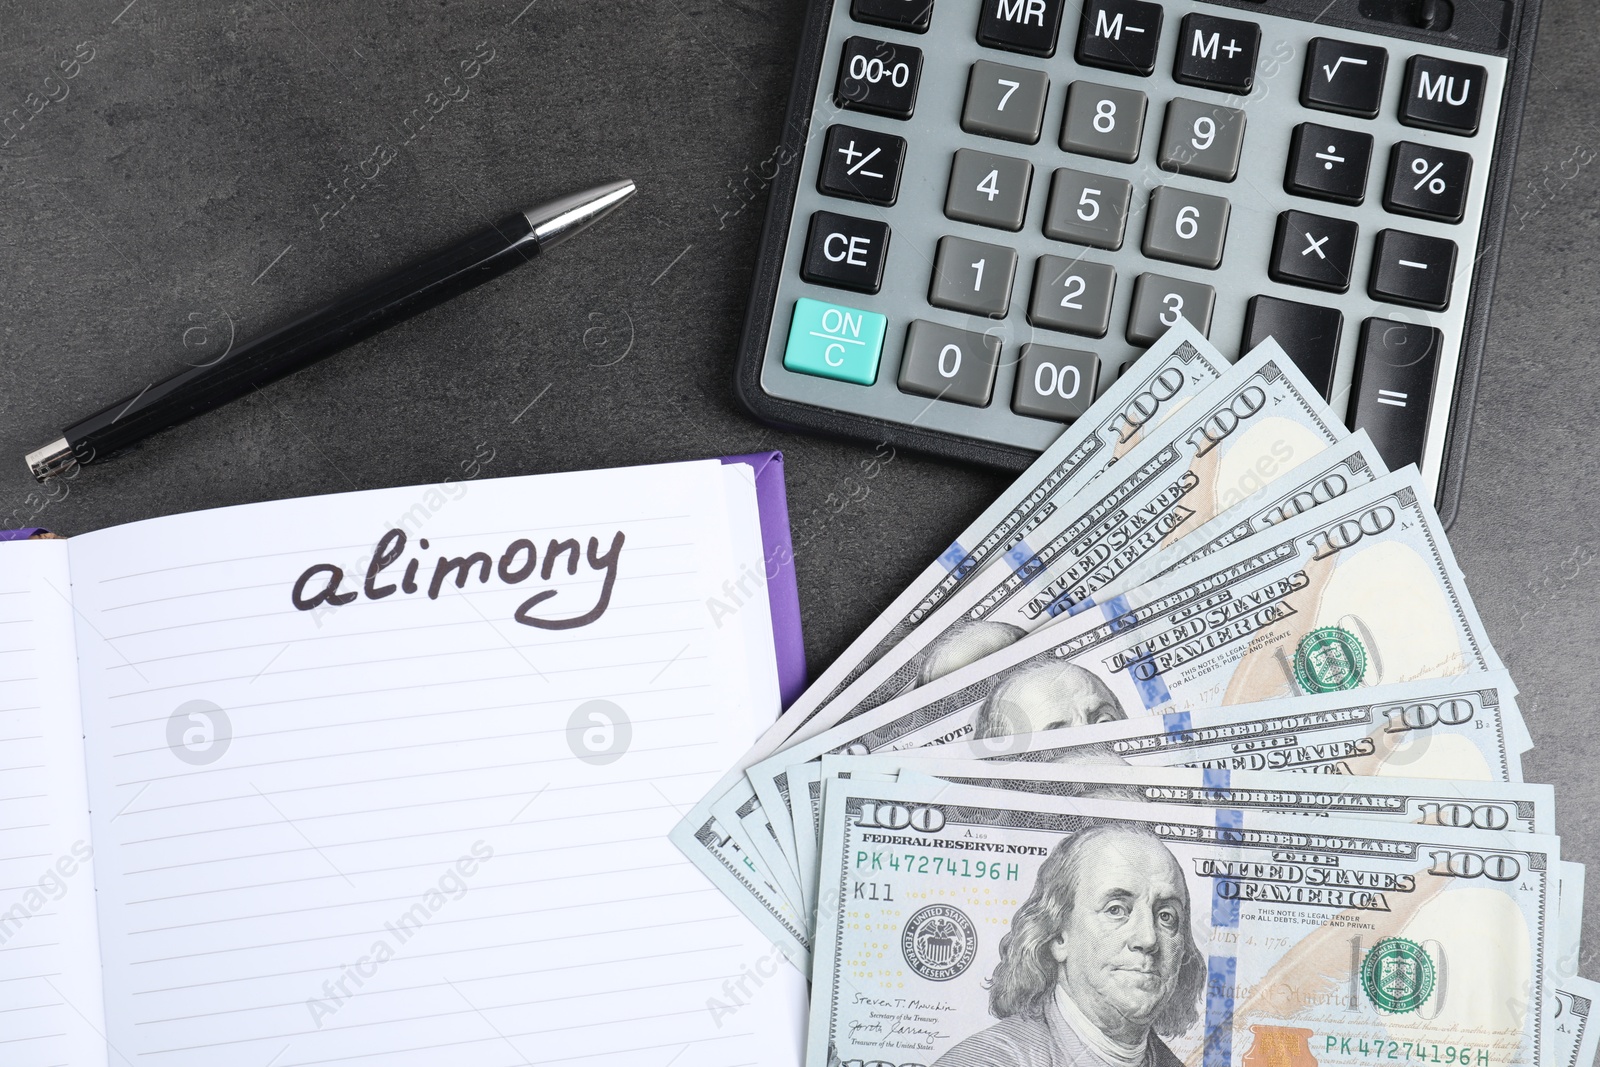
(1551, 976), (1600, 1067)
(751, 467), (1502, 820)
(777, 672), (1528, 903)
(810, 777), (1559, 1067)
(746, 431), (1393, 838)
(818, 754), (1557, 834)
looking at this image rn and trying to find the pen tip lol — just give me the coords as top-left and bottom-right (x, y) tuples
(525, 180), (638, 250)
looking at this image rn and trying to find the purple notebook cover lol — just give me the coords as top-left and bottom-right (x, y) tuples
(3, 455), (808, 707)
(720, 452), (807, 710)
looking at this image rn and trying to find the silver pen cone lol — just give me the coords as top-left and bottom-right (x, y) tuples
(524, 179), (637, 251)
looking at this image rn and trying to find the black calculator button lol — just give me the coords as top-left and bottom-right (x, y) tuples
(1348, 318), (1442, 472)
(1301, 38), (1388, 119)
(929, 236), (1018, 317)
(1370, 229), (1457, 310)
(962, 61), (1050, 144)
(819, 125), (907, 206)
(898, 320), (1002, 406)
(1269, 210), (1359, 294)
(801, 211), (891, 294)
(1173, 13), (1261, 95)
(851, 0), (934, 33)
(1127, 274), (1215, 346)
(1242, 296), (1343, 400)
(1384, 141), (1472, 223)
(1013, 344), (1100, 421)
(1400, 56), (1486, 136)
(835, 37), (924, 119)
(1075, 0), (1163, 77)
(977, 0), (1067, 57)
(1285, 123), (1373, 206)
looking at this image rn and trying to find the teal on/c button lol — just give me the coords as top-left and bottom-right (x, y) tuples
(783, 297), (886, 386)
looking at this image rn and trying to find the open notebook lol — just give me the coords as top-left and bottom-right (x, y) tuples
(0, 455), (807, 1067)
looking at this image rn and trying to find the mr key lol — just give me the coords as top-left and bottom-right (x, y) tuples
(738, 0), (1537, 523)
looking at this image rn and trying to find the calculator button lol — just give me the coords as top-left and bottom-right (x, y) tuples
(1158, 100), (1246, 182)
(1060, 82), (1147, 164)
(819, 125), (907, 206)
(1075, 0), (1163, 77)
(1269, 210), (1358, 294)
(1242, 296), (1344, 400)
(1301, 38), (1388, 119)
(930, 236), (1019, 317)
(1400, 55), (1487, 136)
(1347, 318), (1442, 471)
(962, 61), (1050, 144)
(898, 320), (1002, 406)
(977, 0), (1067, 58)
(835, 36), (924, 119)
(1370, 229), (1457, 310)
(1142, 187), (1231, 270)
(851, 0), (934, 33)
(1384, 141), (1472, 223)
(1284, 123), (1373, 205)
(1029, 255), (1117, 337)
(1127, 274), (1216, 346)
(1013, 344), (1100, 421)
(1044, 169), (1131, 250)
(801, 210), (891, 294)
(946, 149), (1034, 231)
(783, 298), (887, 386)
(1172, 13), (1261, 95)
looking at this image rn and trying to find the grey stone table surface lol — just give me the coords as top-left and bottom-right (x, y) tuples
(1, 0), (1596, 956)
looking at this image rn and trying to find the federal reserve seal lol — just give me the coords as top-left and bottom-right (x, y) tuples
(901, 904), (978, 982)
(1293, 626), (1367, 694)
(1361, 937), (1436, 1014)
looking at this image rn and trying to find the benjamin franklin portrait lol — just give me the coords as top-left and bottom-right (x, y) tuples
(933, 825), (1204, 1067)
(972, 660), (1128, 741)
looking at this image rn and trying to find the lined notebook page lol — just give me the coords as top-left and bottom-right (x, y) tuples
(67, 461), (805, 1067)
(0, 540), (106, 1067)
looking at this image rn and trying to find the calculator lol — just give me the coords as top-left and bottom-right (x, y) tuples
(734, 0), (1541, 523)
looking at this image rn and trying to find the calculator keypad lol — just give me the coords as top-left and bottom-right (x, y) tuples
(762, 0), (1512, 498)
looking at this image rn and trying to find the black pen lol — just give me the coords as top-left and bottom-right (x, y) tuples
(25, 179), (636, 482)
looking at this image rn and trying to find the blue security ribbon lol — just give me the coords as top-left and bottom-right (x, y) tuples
(1101, 596), (1171, 709)
(1204, 807), (1243, 1067)
(937, 541), (968, 573)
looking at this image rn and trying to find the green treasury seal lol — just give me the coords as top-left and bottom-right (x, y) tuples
(1293, 626), (1367, 694)
(1362, 937), (1436, 1013)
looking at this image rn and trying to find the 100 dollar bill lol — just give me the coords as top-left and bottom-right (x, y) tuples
(810, 778), (1557, 1067)
(781, 672), (1528, 905)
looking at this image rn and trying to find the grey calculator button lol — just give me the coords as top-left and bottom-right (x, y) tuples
(1013, 344), (1100, 421)
(1028, 255), (1116, 337)
(1158, 99), (1246, 181)
(930, 236), (1019, 317)
(962, 61), (1050, 144)
(1060, 81), (1147, 164)
(898, 320), (1003, 406)
(1044, 169), (1132, 250)
(945, 148), (1034, 231)
(1127, 273), (1216, 345)
(1142, 185), (1231, 269)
